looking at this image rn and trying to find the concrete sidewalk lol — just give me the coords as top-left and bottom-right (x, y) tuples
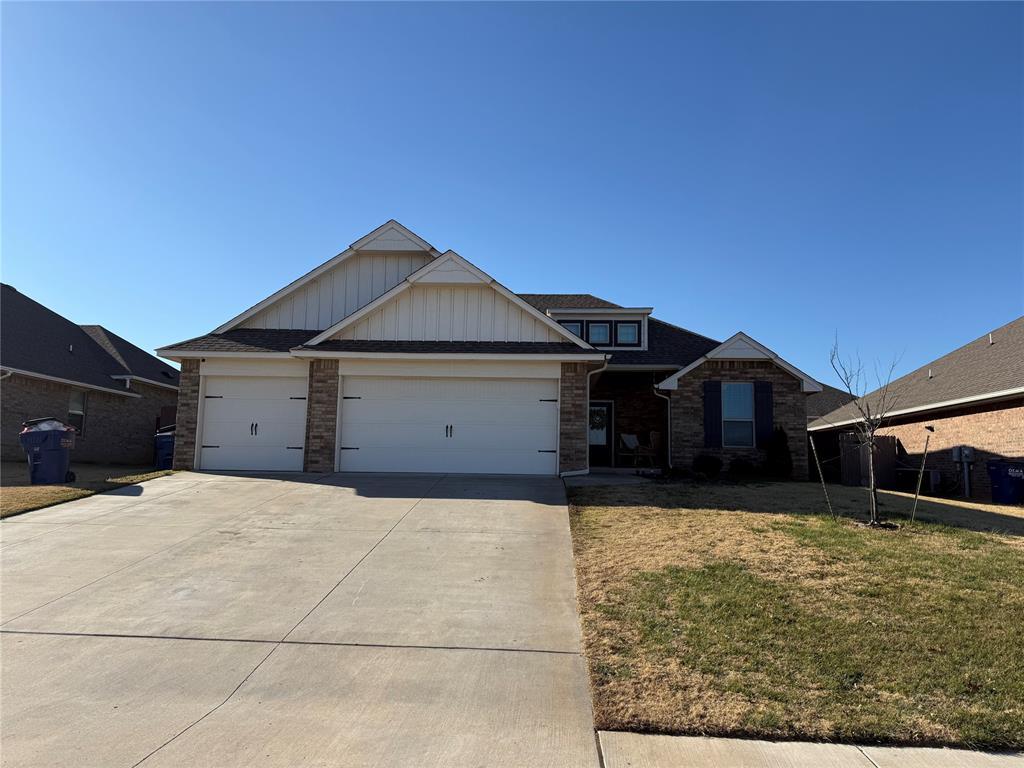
(599, 732), (1024, 767)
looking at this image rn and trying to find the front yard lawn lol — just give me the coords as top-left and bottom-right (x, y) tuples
(569, 481), (1024, 750)
(0, 462), (173, 518)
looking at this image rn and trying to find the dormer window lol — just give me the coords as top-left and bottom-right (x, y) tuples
(615, 321), (640, 347)
(559, 320), (583, 338)
(586, 321), (611, 345)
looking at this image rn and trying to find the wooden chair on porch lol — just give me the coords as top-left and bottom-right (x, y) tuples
(620, 432), (662, 468)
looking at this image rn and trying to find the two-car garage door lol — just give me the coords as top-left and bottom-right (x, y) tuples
(338, 376), (559, 475)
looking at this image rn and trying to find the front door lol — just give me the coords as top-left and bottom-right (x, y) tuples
(588, 402), (613, 467)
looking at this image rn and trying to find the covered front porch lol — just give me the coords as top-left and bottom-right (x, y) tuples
(588, 369), (674, 470)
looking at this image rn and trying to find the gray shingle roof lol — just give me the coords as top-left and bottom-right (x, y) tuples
(160, 329), (317, 354)
(518, 293), (621, 310)
(806, 384), (857, 422)
(811, 316), (1024, 429)
(1, 284), (179, 391)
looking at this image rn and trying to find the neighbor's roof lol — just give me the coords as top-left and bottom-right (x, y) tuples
(0, 283), (179, 393)
(810, 316), (1024, 430)
(806, 384), (857, 422)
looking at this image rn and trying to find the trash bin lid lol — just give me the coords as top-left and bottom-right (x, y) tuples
(20, 418), (74, 433)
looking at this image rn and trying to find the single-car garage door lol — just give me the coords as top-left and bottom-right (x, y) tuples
(339, 376), (559, 475)
(199, 376), (308, 471)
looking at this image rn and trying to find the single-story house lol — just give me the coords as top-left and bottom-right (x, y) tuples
(809, 316), (1024, 501)
(1, 283), (180, 464)
(158, 221), (821, 477)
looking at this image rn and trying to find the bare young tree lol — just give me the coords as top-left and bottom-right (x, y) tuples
(829, 339), (902, 525)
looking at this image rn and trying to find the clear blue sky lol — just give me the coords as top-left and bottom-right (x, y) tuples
(3, 2), (1022, 386)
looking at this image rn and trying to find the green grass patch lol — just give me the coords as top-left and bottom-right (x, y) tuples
(570, 481), (1024, 749)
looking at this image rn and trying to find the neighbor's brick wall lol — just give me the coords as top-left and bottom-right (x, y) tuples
(877, 400), (1024, 501)
(1, 372), (178, 465)
(304, 359), (339, 472)
(172, 359), (201, 470)
(590, 371), (672, 467)
(560, 362), (589, 474)
(669, 360), (809, 479)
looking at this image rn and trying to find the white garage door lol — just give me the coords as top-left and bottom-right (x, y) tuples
(339, 377), (559, 475)
(199, 376), (308, 471)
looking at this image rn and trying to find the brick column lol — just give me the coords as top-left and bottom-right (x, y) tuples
(559, 362), (589, 474)
(303, 359), (339, 472)
(172, 359), (201, 470)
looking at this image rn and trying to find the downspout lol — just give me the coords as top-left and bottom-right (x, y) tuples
(653, 376), (672, 470)
(561, 355), (610, 478)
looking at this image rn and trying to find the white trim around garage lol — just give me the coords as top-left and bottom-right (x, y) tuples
(291, 351), (606, 362)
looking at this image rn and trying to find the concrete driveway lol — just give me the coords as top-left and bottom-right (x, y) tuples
(1, 472), (599, 767)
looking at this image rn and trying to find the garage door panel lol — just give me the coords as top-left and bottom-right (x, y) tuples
(339, 376), (559, 475)
(199, 376), (308, 472)
(200, 446), (305, 472)
(205, 377), (307, 399)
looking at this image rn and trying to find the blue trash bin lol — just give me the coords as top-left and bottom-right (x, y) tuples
(19, 418), (76, 485)
(987, 460), (1024, 505)
(154, 426), (175, 470)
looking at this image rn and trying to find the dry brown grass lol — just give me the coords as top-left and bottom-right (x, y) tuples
(0, 463), (173, 518)
(569, 481), (1024, 749)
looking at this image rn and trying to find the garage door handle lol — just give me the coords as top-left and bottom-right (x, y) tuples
(250, 422), (254, 436)
(254, 422), (258, 436)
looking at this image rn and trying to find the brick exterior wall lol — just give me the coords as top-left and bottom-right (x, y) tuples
(303, 359), (340, 472)
(668, 360), (809, 479)
(876, 400), (1024, 501)
(172, 359), (201, 470)
(590, 370), (673, 467)
(1, 372), (178, 465)
(559, 362), (589, 474)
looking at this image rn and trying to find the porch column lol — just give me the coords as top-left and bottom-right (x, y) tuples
(559, 362), (589, 474)
(172, 359), (200, 470)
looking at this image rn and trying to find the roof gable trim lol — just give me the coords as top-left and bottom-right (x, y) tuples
(656, 332), (823, 393)
(306, 251), (594, 349)
(212, 221), (439, 334)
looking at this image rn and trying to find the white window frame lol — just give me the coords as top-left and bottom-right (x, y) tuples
(559, 320), (583, 338)
(586, 321), (611, 346)
(721, 382), (754, 448)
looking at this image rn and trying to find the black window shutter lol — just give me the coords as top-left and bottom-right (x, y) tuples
(754, 381), (773, 446)
(703, 381), (722, 448)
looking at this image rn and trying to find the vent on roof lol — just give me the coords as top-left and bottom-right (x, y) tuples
(989, 333), (994, 345)
(928, 368), (933, 379)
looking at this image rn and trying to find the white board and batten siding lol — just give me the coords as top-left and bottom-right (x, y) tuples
(336, 285), (564, 343)
(338, 376), (559, 474)
(241, 251), (432, 331)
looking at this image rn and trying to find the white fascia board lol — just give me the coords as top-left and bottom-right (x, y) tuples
(306, 250), (595, 350)
(349, 219), (438, 253)
(109, 374), (179, 391)
(807, 386), (1024, 432)
(289, 350), (607, 362)
(545, 307), (653, 315)
(212, 221), (439, 334)
(156, 349), (295, 362)
(656, 332), (823, 393)
(0, 366), (142, 398)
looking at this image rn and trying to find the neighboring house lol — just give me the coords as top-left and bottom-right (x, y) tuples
(808, 317), (1024, 501)
(157, 221), (821, 478)
(1, 284), (180, 464)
